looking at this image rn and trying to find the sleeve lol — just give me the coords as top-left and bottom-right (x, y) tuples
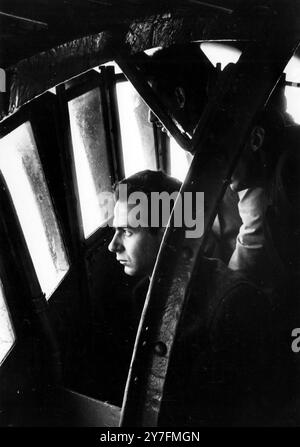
(228, 188), (266, 271)
(228, 187), (283, 289)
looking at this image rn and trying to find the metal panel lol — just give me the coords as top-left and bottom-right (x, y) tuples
(52, 388), (120, 427)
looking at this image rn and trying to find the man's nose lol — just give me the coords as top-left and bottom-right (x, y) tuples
(108, 232), (122, 253)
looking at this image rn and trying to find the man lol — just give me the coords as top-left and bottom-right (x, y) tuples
(108, 170), (177, 279)
(143, 43), (216, 136)
(228, 108), (290, 289)
(144, 44), (296, 292)
(108, 169), (288, 426)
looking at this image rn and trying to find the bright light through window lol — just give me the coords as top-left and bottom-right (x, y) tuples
(0, 122), (69, 299)
(0, 280), (15, 366)
(170, 137), (193, 182)
(69, 88), (114, 239)
(284, 55), (300, 124)
(201, 43), (300, 125)
(116, 82), (157, 177)
(200, 43), (242, 70)
(284, 55), (300, 83)
(285, 86), (300, 124)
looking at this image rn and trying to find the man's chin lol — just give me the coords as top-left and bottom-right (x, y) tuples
(124, 265), (135, 276)
(123, 265), (148, 278)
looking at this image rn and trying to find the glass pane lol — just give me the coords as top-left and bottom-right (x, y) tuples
(116, 81), (157, 177)
(284, 55), (300, 124)
(0, 122), (69, 299)
(200, 43), (242, 70)
(170, 137), (193, 182)
(68, 88), (113, 239)
(0, 280), (15, 366)
(285, 85), (300, 124)
(284, 55), (300, 83)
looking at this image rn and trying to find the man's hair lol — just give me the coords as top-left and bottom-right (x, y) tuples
(114, 170), (182, 233)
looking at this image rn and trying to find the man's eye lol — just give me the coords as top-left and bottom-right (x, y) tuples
(124, 229), (133, 237)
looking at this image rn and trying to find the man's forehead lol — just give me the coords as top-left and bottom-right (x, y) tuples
(113, 200), (130, 228)
(113, 199), (150, 229)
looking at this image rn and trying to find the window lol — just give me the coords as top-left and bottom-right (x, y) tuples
(284, 54), (300, 83)
(284, 55), (300, 124)
(0, 280), (15, 366)
(0, 122), (69, 299)
(201, 44), (300, 125)
(116, 81), (157, 176)
(285, 85), (300, 124)
(170, 137), (193, 182)
(200, 43), (242, 70)
(68, 87), (113, 239)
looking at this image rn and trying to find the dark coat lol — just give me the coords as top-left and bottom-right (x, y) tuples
(158, 257), (293, 426)
(100, 257), (293, 425)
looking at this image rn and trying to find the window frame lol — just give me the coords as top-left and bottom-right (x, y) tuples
(59, 68), (124, 248)
(114, 71), (161, 177)
(59, 64), (167, 248)
(0, 94), (71, 303)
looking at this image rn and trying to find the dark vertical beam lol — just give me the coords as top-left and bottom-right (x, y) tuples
(55, 83), (93, 322)
(56, 84), (85, 248)
(101, 66), (125, 181)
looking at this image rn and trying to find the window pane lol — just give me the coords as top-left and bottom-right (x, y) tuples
(283, 55), (300, 124)
(284, 55), (300, 83)
(0, 280), (15, 366)
(200, 43), (242, 70)
(0, 122), (69, 299)
(68, 88), (113, 239)
(170, 137), (193, 182)
(116, 82), (157, 177)
(285, 85), (300, 124)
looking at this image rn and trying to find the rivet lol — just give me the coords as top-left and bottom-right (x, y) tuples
(154, 341), (167, 356)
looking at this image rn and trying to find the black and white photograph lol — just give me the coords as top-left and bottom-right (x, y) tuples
(0, 0), (299, 431)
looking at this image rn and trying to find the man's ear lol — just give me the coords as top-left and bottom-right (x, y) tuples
(174, 86), (186, 109)
(249, 126), (265, 152)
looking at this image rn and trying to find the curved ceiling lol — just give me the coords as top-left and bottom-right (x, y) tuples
(0, 0), (241, 68)
(1, 0), (299, 122)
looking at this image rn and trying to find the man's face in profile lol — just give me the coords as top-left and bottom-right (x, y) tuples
(230, 126), (266, 192)
(108, 200), (163, 278)
(147, 78), (191, 135)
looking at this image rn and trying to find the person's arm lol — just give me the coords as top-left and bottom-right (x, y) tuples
(229, 187), (266, 269)
(228, 187), (282, 290)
